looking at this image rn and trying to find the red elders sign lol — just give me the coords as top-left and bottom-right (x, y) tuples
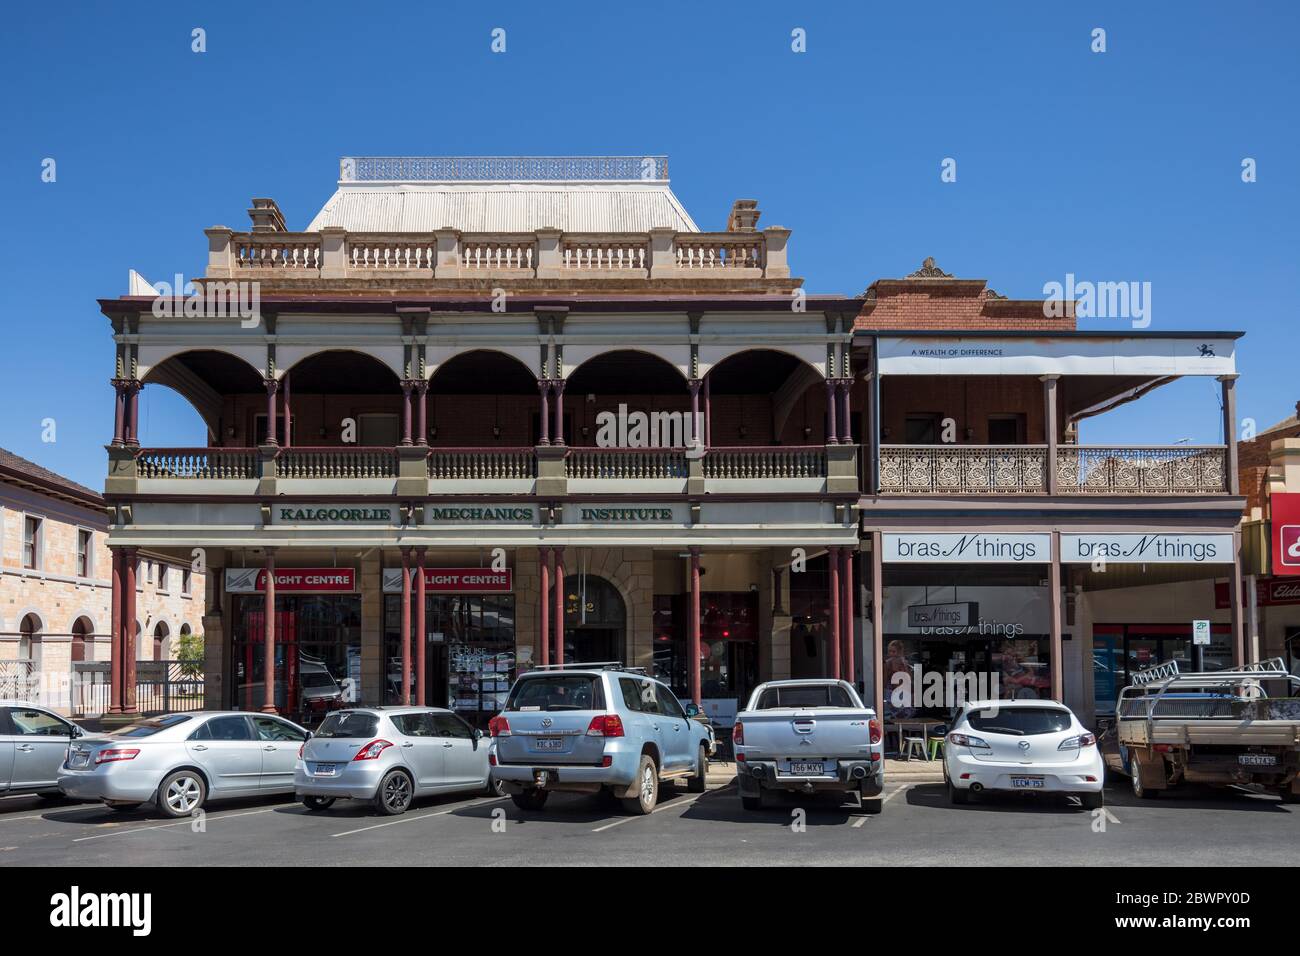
(1273, 493), (1300, 577)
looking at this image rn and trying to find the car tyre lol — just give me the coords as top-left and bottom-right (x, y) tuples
(301, 795), (335, 812)
(1131, 771), (1158, 800)
(1078, 791), (1103, 811)
(484, 777), (505, 797)
(374, 770), (414, 816)
(948, 780), (969, 805)
(621, 754), (659, 815)
(688, 744), (708, 794)
(156, 770), (207, 818)
(511, 788), (549, 812)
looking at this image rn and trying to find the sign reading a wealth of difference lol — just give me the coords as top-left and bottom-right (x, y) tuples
(225, 568), (357, 593)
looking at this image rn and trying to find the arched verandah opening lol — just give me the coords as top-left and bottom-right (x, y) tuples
(704, 348), (833, 447)
(427, 349), (539, 446)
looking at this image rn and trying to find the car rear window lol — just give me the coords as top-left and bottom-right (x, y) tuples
(112, 714), (193, 738)
(315, 711), (380, 738)
(966, 707), (1072, 736)
(507, 675), (605, 712)
(755, 685), (855, 709)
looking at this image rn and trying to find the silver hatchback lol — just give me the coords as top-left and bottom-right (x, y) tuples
(295, 707), (494, 816)
(58, 711), (310, 817)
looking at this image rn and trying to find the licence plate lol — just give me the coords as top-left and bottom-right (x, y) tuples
(70, 753), (89, 768)
(534, 737), (564, 751)
(313, 764), (338, 776)
(1238, 753), (1277, 767)
(789, 761), (824, 775)
(1011, 776), (1044, 789)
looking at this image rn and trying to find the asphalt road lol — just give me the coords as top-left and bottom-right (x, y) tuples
(1, 775), (1296, 867)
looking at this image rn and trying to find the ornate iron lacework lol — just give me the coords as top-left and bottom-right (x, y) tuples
(341, 156), (670, 182)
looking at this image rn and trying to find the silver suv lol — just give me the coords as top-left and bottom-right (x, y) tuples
(489, 664), (713, 815)
(296, 707), (494, 815)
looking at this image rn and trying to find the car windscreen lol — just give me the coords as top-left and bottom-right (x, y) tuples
(755, 685), (854, 709)
(111, 714), (194, 738)
(314, 711), (380, 738)
(966, 707), (1072, 736)
(506, 675), (604, 712)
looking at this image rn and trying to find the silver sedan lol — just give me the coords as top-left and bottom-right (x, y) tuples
(58, 711), (310, 817)
(1, 701), (86, 798)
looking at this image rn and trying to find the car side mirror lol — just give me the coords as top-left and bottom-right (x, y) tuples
(305, 731), (314, 740)
(70, 726), (83, 738)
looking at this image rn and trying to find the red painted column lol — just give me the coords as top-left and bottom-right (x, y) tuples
(839, 381), (853, 443)
(122, 549), (138, 713)
(689, 380), (701, 447)
(112, 381), (126, 446)
(841, 546), (855, 684)
(827, 547), (842, 680)
(262, 550), (277, 713)
(124, 382), (141, 447)
(689, 548), (702, 707)
(264, 379), (278, 446)
(552, 381), (565, 446)
(400, 383), (413, 446)
(108, 548), (122, 713)
(400, 546), (412, 705)
(825, 381), (839, 445)
(538, 547), (551, 666)
(415, 547), (427, 705)
(415, 383), (428, 447)
(703, 375), (712, 447)
(538, 382), (550, 445)
(282, 373), (292, 447)
(553, 547), (566, 664)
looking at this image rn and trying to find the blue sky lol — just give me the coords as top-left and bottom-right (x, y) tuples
(1, 1), (1296, 489)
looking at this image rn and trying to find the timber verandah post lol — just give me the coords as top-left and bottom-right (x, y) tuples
(689, 547), (702, 708)
(538, 546), (551, 667)
(415, 546), (427, 704)
(553, 547), (566, 664)
(122, 547), (138, 714)
(827, 546), (842, 680)
(400, 546), (412, 705)
(262, 549), (278, 713)
(108, 547), (123, 713)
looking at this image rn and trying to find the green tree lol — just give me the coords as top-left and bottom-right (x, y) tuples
(176, 629), (204, 679)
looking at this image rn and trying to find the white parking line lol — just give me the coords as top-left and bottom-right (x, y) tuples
(851, 784), (910, 827)
(591, 791), (708, 833)
(330, 796), (510, 838)
(71, 802), (295, 843)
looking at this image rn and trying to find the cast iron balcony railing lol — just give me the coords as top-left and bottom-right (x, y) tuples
(136, 448), (258, 480)
(1056, 445), (1228, 495)
(877, 444), (1229, 495)
(342, 155), (670, 182)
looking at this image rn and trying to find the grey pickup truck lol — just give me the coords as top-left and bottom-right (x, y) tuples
(732, 679), (884, 813)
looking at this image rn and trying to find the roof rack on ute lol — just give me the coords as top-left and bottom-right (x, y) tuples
(529, 661), (648, 675)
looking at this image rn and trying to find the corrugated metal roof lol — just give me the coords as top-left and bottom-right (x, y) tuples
(305, 182), (700, 233)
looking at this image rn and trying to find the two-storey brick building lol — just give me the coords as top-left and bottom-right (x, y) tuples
(97, 156), (1247, 730)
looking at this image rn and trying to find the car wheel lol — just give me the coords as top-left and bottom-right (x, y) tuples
(374, 770), (414, 816)
(948, 780), (969, 805)
(511, 788), (549, 812)
(1131, 770), (1158, 800)
(688, 744), (708, 794)
(1078, 791), (1103, 811)
(301, 795), (335, 812)
(484, 777), (506, 797)
(741, 795), (763, 811)
(157, 771), (207, 818)
(621, 754), (659, 815)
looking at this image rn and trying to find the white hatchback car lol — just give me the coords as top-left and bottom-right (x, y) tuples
(943, 700), (1104, 809)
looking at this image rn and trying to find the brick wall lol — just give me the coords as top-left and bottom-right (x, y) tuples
(856, 278), (1076, 333)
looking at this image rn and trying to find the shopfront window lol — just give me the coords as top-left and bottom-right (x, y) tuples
(881, 570), (1053, 719)
(383, 593), (516, 728)
(651, 591), (757, 704)
(1092, 623), (1233, 716)
(231, 594), (362, 724)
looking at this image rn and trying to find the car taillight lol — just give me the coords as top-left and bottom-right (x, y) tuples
(732, 721), (744, 746)
(868, 718), (882, 745)
(95, 748), (139, 764)
(298, 744), (305, 759)
(1058, 733), (1098, 751)
(352, 739), (392, 761)
(949, 733), (990, 750)
(488, 715), (511, 737)
(488, 753), (497, 767)
(586, 714), (624, 737)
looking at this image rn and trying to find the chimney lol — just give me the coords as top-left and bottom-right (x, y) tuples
(248, 198), (287, 233)
(727, 199), (761, 232)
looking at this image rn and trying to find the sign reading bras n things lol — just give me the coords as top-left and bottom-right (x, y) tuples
(381, 568), (513, 594)
(882, 533), (1049, 564)
(225, 568), (357, 593)
(1272, 493), (1300, 577)
(1059, 533), (1234, 564)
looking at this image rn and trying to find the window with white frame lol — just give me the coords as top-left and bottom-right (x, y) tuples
(22, 515), (42, 570)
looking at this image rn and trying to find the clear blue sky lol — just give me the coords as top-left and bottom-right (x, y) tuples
(1, 1), (1296, 489)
